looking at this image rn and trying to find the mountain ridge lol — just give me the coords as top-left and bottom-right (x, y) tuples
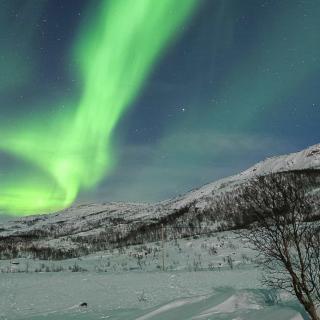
(1, 143), (320, 259)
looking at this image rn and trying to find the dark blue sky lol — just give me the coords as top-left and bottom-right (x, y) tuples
(95, 0), (320, 202)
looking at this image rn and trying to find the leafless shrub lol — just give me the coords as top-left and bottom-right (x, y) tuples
(233, 172), (320, 320)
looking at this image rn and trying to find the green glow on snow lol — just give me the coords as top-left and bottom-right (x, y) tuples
(0, 0), (197, 215)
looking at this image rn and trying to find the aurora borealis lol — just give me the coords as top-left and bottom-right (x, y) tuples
(1, 0), (320, 216)
(0, 0), (197, 215)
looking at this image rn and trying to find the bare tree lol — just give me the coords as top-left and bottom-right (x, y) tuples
(233, 172), (320, 320)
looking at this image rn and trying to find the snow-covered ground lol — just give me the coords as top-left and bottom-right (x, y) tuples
(0, 232), (308, 320)
(1, 144), (320, 319)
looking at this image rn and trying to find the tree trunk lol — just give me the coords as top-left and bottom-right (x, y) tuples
(303, 301), (320, 320)
(289, 271), (320, 320)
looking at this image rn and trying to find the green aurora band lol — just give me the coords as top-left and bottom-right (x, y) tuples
(0, 0), (197, 215)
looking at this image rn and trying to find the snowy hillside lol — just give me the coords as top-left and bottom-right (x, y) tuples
(0, 144), (320, 320)
(0, 143), (320, 259)
(166, 143), (320, 210)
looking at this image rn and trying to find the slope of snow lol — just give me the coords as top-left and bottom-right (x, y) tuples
(166, 143), (320, 210)
(0, 143), (319, 257)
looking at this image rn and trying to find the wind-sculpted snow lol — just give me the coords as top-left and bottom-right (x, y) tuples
(0, 270), (305, 320)
(0, 144), (320, 259)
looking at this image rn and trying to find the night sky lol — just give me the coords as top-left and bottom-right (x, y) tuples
(0, 0), (320, 216)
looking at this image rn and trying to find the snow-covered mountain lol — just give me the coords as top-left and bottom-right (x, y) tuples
(1, 144), (320, 259)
